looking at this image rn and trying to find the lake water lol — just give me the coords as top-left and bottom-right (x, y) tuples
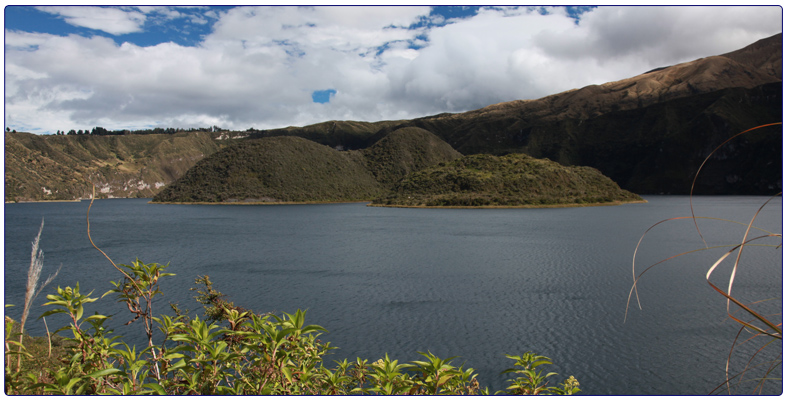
(3, 196), (782, 395)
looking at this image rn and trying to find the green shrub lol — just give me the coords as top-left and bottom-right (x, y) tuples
(5, 260), (579, 395)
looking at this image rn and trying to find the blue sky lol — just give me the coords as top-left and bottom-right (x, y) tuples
(5, 6), (230, 47)
(4, 5), (782, 134)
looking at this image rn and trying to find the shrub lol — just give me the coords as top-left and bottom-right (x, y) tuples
(5, 266), (580, 395)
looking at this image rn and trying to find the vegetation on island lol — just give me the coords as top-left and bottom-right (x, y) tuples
(152, 136), (385, 203)
(152, 127), (645, 207)
(361, 126), (462, 186)
(373, 153), (643, 207)
(152, 127), (464, 204)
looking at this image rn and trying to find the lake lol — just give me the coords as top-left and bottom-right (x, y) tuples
(3, 196), (782, 395)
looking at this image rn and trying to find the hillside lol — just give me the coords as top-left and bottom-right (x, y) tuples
(372, 153), (643, 208)
(361, 127), (463, 186)
(250, 119), (407, 150)
(152, 136), (384, 203)
(152, 127), (463, 204)
(396, 34), (782, 194)
(4, 131), (226, 202)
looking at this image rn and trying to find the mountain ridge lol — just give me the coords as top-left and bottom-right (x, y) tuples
(5, 33), (782, 201)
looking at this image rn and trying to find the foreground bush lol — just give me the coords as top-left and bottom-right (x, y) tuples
(5, 260), (579, 395)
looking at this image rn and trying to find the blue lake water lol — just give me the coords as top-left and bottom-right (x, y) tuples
(3, 196), (782, 395)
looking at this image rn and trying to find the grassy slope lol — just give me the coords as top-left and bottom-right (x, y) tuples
(360, 126), (463, 186)
(4, 132), (222, 201)
(153, 128), (464, 204)
(152, 136), (384, 203)
(373, 153), (644, 207)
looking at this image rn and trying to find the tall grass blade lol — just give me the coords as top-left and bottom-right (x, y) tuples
(630, 122), (782, 394)
(688, 122), (782, 247)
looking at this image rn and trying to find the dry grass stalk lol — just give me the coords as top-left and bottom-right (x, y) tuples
(43, 316), (51, 358)
(17, 219), (61, 371)
(627, 123), (782, 394)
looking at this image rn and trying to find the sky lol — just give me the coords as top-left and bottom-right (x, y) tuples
(3, 5), (782, 135)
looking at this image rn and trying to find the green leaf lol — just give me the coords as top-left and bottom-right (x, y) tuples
(531, 359), (552, 368)
(86, 368), (122, 379)
(282, 366), (294, 383)
(143, 382), (167, 395)
(301, 324), (327, 334)
(437, 373), (454, 387)
(162, 352), (185, 360)
(39, 309), (67, 318)
(52, 326), (72, 335)
(63, 377), (83, 393)
(169, 359), (187, 370)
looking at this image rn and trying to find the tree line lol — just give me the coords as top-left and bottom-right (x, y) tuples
(54, 126), (225, 136)
(5, 125), (246, 136)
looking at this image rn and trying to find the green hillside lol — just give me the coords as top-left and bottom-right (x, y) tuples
(152, 127), (464, 204)
(361, 127), (462, 186)
(372, 153), (644, 208)
(152, 136), (384, 203)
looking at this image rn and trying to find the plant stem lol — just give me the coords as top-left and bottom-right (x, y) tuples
(43, 317), (51, 358)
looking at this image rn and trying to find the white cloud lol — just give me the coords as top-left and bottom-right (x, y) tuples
(5, 6), (782, 135)
(35, 6), (147, 35)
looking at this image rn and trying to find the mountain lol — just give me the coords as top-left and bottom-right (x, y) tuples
(6, 34), (782, 201)
(4, 131), (228, 202)
(395, 33), (782, 194)
(244, 33), (781, 195)
(372, 153), (643, 207)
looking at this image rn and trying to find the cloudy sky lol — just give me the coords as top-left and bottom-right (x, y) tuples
(4, 5), (782, 135)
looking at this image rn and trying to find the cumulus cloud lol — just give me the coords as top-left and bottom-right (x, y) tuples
(35, 6), (147, 35)
(5, 6), (782, 134)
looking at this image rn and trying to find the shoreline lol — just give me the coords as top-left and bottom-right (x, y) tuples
(6, 199), (84, 203)
(148, 200), (372, 205)
(147, 198), (648, 208)
(367, 199), (648, 209)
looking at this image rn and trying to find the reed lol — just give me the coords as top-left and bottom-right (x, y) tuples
(627, 123), (782, 394)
